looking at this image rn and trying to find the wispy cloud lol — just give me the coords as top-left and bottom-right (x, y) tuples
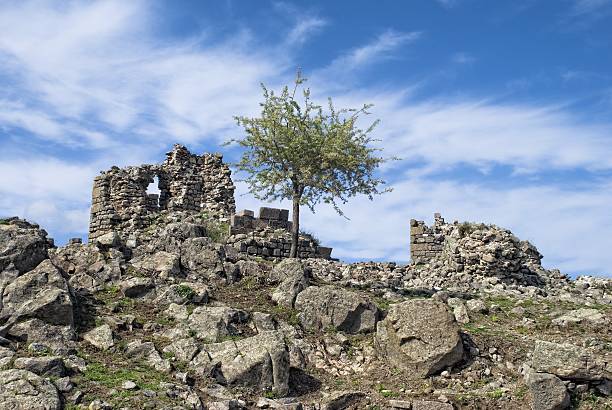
(286, 17), (327, 46)
(324, 30), (422, 73)
(451, 52), (476, 65)
(570, 0), (612, 15)
(1, 1), (612, 277)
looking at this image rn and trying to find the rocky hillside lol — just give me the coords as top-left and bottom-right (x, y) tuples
(0, 211), (610, 410)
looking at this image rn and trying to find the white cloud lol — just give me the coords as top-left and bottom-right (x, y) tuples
(322, 30), (422, 74)
(0, 0), (289, 147)
(1, 1), (612, 277)
(286, 17), (327, 46)
(324, 90), (612, 174)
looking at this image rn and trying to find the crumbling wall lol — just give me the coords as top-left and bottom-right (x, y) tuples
(89, 144), (235, 241)
(228, 207), (333, 259)
(409, 213), (446, 262)
(410, 213), (545, 285)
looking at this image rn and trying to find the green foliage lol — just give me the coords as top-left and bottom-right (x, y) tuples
(203, 216), (230, 243)
(82, 361), (169, 391)
(229, 70), (393, 256)
(175, 284), (196, 301)
(457, 221), (487, 238)
(0, 218), (9, 225)
(488, 388), (504, 399)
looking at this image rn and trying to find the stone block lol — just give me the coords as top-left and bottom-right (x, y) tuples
(236, 209), (254, 217)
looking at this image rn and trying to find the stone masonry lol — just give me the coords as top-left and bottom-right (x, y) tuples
(89, 144), (235, 241)
(409, 213), (446, 262)
(228, 207), (333, 259)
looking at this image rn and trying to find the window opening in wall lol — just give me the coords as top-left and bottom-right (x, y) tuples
(147, 176), (161, 208)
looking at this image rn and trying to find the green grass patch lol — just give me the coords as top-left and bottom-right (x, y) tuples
(81, 361), (170, 391)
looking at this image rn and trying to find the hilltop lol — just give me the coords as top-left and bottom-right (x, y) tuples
(0, 145), (610, 410)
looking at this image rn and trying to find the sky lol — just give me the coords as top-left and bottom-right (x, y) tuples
(1, 0), (612, 277)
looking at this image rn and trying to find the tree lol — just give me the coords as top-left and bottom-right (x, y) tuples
(230, 71), (392, 258)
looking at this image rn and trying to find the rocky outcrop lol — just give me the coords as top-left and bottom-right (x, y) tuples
(531, 340), (611, 381)
(192, 330), (290, 396)
(271, 259), (311, 308)
(294, 286), (379, 334)
(0, 218), (53, 280)
(375, 299), (464, 378)
(525, 370), (570, 410)
(0, 369), (61, 409)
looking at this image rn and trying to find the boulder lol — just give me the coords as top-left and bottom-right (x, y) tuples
(294, 286), (379, 334)
(13, 356), (66, 377)
(375, 299), (464, 379)
(131, 251), (180, 279)
(532, 340), (611, 381)
(271, 259), (310, 308)
(412, 401), (454, 410)
(163, 337), (200, 363)
(83, 324), (114, 350)
(321, 391), (365, 410)
(120, 277), (155, 298)
(1, 260), (73, 324)
(447, 298), (470, 324)
(95, 231), (121, 248)
(0, 369), (61, 409)
(0, 218), (52, 278)
(49, 245), (123, 292)
(156, 282), (209, 305)
(191, 330), (289, 396)
(0, 346), (15, 368)
(525, 370), (570, 410)
(125, 340), (171, 373)
(187, 306), (249, 342)
(180, 238), (225, 278)
(551, 308), (609, 328)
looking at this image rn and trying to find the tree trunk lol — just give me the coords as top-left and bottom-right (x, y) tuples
(290, 193), (300, 258)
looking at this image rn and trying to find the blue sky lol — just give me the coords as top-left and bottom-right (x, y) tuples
(1, 0), (612, 276)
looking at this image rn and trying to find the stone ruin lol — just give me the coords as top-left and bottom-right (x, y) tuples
(88, 144), (333, 259)
(409, 213), (546, 286)
(88, 144), (236, 242)
(228, 207), (333, 259)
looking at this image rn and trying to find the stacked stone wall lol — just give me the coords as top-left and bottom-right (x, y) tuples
(228, 207), (333, 259)
(409, 213), (446, 262)
(88, 144), (235, 241)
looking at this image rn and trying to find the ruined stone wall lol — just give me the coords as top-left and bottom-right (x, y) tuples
(89, 144), (235, 241)
(228, 207), (333, 259)
(409, 213), (446, 262)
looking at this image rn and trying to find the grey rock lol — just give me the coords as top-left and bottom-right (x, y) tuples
(271, 259), (310, 308)
(13, 356), (66, 377)
(122, 380), (137, 390)
(95, 231), (120, 247)
(294, 286), (379, 334)
(0, 218), (52, 277)
(412, 401), (454, 410)
(120, 276), (155, 298)
(551, 308), (609, 327)
(156, 282), (209, 305)
(388, 399), (412, 409)
(321, 390), (365, 410)
(0, 369), (61, 409)
(0, 346), (14, 368)
(131, 251), (180, 279)
(191, 330), (289, 396)
(83, 324), (114, 350)
(525, 370), (570, 410)
(532, 340), (611, 381)
(466, 299), (487, 314)
(187, 306), (249, 342)
(447, 298), (469, 324)
(375, 299), (464, 379)
(125, 339), (172, 373)
(1, 259), (74, 328)
(54, 376), (73, 393)
(163, 337), (200, 362)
